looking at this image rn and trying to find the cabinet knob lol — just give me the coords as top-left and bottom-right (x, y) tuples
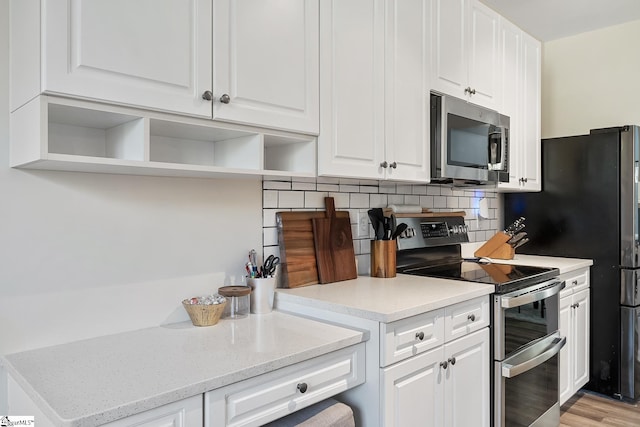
(572, 280), (578, 286)
(523, 178), (528, 183)
(201, 90), (213, 101)
(440, 360), (448, 369)
(416, 331), (425, 341)
(389, 162), (397, 169)
(448, 357), (456, 366)
(220, 94), (231, 104)
(575, 302), (580, 308)
(296, 382), (308, 393)
(380, 161), (389, 168)
(467, 314), (476, 322)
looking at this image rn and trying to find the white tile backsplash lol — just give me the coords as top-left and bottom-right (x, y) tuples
(262, 178), (499, 273)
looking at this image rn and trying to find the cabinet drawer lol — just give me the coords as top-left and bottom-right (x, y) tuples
(204, 343), (365, 427)
(380, 309), (445, 367)
(560, 269), (589, 296)
(102, 395), (203, 427)
(444, 296), (490, 342)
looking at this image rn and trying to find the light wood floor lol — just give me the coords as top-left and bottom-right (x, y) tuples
(560, 391), (640, 426)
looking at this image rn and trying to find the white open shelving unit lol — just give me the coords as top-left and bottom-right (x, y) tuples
(10, 96), (317, 179)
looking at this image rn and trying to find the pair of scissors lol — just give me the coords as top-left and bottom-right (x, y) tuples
(262, 255), (280, 277)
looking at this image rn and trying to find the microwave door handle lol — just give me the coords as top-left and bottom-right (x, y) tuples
(500, 280), (565, 309)
(488, 131), (504, 169)
(502, 333), (566, 378)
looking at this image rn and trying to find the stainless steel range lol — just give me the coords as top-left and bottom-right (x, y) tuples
(396, 215), (566, 427)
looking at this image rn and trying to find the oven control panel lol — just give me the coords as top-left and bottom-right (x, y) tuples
(397, 216), (469, 250)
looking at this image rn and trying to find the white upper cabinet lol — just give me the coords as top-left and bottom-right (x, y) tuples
(318, 0), (430, 181)
(43, 0), (213, 117)
(16, 0), (319, 135)
(498, 20), (541, 192)
(431, 0), (501, 110)
(212, 0), (320, 134)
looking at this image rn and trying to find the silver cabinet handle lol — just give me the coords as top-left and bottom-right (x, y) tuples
(501, 280), (565, 309)
(219, 94), (231, 104)
(467, 314), (476, 322)
(380, 161), (389, 168)
(440, 360), (448, 369)
(202, 90), (213, 101)
(297, 383), (308, 393)
(415, 331), (425, 341)
(502, 332), (566, 378)
(389, 162), (397, 169)
(448, 357), (456, 366)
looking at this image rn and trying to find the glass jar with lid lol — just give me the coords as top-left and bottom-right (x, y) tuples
(217, 286), (251, 318)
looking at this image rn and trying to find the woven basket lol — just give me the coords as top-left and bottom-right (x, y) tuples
(182, 300), (227, 327)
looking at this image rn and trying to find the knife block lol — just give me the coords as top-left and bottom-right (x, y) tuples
(474, 232), (515, 260)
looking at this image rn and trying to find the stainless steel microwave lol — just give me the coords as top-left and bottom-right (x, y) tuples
(430, 92), (509, 184)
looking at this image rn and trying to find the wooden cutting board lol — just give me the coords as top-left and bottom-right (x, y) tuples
(276, 208), (350, 288)
(312, 197), (358, 284)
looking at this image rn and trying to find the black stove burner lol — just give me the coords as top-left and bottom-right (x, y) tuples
(399, 260), (559, 294)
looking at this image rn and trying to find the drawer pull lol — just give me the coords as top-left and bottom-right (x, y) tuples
(468, 314), (476, 322)
(572, 280), (578, 285)
(297, 382), (308, 394)
(440, 360), (448, 369)
(415, 331), (425, 341)
(448, 357), (456, 366)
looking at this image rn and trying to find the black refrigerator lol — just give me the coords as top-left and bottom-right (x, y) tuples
(504, 125), (640, 400)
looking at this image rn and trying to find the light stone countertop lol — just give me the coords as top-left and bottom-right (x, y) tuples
(275, 274), (495, 323)
(1, 312), (365, 427)
(275, 254), (592, 324)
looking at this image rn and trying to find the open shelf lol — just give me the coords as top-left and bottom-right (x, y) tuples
(10, 95), (317, 179)
(48, 104), (145, 161)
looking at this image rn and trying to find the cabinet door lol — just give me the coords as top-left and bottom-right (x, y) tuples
(381, 346), (444, 427)
(431, 0), (467, 99)
(559, 294), (573, 405)
(497, 18), (522, 191)
(101, 395), (203, 427)
(318, 0), (385, 179)
(573, 288), (590, 392)
(467, 0), (500, 110)
(384, 0), (431, 182)
(213, 0), (319, 134)
(44, 0), (212, 117)
(445, 328), (490, 427)
(520, 32), (542, 191)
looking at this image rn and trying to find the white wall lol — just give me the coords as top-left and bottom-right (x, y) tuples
(542, 19), (640, 138)
(0, 0), (262, 356)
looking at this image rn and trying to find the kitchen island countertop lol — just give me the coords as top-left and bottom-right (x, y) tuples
(1, 311), (365, 427)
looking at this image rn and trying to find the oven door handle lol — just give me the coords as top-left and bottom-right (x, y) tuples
(501, 332), (566, 378)
(500, 280), (565, 309)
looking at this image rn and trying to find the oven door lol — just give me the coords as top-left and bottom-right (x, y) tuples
(495, 332), (566, 427)
(493, 279), (565, 360)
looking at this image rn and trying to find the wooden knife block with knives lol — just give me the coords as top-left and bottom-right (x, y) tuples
(473, 232), (515, 259)
(474, 217), (527, 260)
(276, 197), (357, 288)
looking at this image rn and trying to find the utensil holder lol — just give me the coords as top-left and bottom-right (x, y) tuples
(248, 277), (277, 314)
(371, 240), (397, 278)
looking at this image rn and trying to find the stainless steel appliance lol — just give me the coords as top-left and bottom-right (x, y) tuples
(504, 125), (640, 400)
(430, 92), (510, 185)
(396, 215), (564, 426)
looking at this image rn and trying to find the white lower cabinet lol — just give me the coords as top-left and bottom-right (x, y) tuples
(558, 268), (591, 405)
(204, 343), (365, 427)
(382, 328), (490, 427)
(101, 396), (203, 427)
(380, 296), (490, 427)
